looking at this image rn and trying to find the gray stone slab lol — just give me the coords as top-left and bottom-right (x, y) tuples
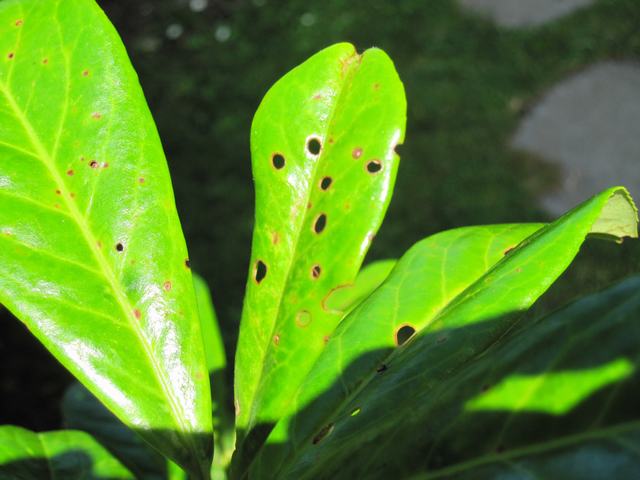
(459, 0), (596, 28)
(511, 61), (640, 215)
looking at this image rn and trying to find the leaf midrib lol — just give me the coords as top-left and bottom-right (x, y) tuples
(0, 50), (193, 453)
(244, 48), (362, 429)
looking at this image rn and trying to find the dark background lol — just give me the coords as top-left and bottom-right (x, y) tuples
(1, 0), (639, 431)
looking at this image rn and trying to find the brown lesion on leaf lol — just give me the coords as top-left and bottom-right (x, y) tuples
(295, 310), (312, 328)
(91, 112), (102, 119)
(163, 281), (172, 292)
(82, 69), (90, 77)
(273, 334), (280, 346)
(272, 231), (280, 245)
(312, 423), (334, 444)
(14, 19), (23, 27)
(352, 147), (363, 159)
(503, 245), (516, 256)
(7, 52), (14, 60)
(134, 309), (141, 320)
(373, 82), (380, 90)
(311, 264), (321, 279)
(339, 49), (362, 78)
(42, 58), (48, 65)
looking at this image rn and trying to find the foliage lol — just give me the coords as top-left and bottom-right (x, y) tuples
(0, 1), (639, 479)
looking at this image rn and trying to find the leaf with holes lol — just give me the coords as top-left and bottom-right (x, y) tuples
(0, 0), (212, 476)
(0, 426), (135, 479)
(233, 42), (406, 465)
(387, 275), (640, 480)
(251, 187), (638, 479)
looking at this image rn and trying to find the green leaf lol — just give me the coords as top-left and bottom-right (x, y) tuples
(61, 383), (166, 480)
(233, 42), (407, 458)
(323, 259), (397, 315)
(0, 426), (134, 479)
(193, 273), (234, 479)
(0, 0), (212, 475)
(406, 275), (640, 479)
(253, 187), (637, 479)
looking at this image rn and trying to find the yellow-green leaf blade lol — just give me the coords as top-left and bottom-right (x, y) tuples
(234, 42), (406, 463)
(0, 0), (212, 475)
(0, 426), (135, 479)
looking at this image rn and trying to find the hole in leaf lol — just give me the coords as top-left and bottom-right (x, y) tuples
(272, 153), (285, 169)
(307, 137), (322, 156)
(320, 176), (332, 190)
(295, 310), (312, 328)
(312, 423), (334, 445)
(395, 324), (416, 346)
(366, 160), (382, 174)
(313, 213), (327, 234)
(352, 147), (363, 159)
(350, 407), (361, 417)
(254, 260), (267, 284)
(185, 258), (191, 269)
(311, 264), (321, 279)
(89, 160), (98, 168)
(115, 243), (124, 252)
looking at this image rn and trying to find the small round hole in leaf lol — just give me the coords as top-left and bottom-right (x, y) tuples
(272, 153), (285, 169)
(395, 324), (416, 346)
(307, 137), (322, 156)
(313, 213), (327, 234)
(320, 176), (332, 190)
(254, 260), (267, 284)
(115, 242), (124, 252)
(311, 264), (321, 279)
(366, 160), (382, 174)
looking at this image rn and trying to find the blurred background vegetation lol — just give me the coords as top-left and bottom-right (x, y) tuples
(1, 0), (639, 431)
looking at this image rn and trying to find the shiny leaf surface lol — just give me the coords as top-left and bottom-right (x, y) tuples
(254, 187), (637, 478)
(0, 0), (212, 475)
(0, 426), (134, 479)
(234, 42), (406, 459)
(62, 383), (166, 480)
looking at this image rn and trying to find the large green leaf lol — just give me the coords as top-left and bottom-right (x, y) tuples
(406, 274), (640, 479)
(252, 187), (638, 478)
(0, 0), (212, 475)
(62, 383), (166, 480)
(0, 426), (134, 479)
(233, 42), (407, 460)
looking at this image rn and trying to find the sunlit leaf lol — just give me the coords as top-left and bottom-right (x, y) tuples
(0, 426), (134, 479)
(0, 1), (212, 475)
(233, 42), (407, 466)
(253, 187), (638, 479)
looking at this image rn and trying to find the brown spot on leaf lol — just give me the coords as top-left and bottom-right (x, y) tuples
(504, 246), (516, 256)
(163, 281), (172, 292)
(295, 310), (312, 328)
(312, 423), (334, 445)
(311, 264), (321, 279)
(91, 112), (102, 119)
(272, 232), (280, 245)
(15, 19), (23, 26)
(373, 82), (380, 90)
(82, 69), (90, 77)
(89, 160), (98, 168)
(115, 242), (124, 252)
(323, 335), (330, 345)
(273, 334), (280, 346)
(42, 58), (48, 64)
(7, 52), (14, 60)
(352, 147), (363, 159)
(134, 309), (141, 320)
(313, 94), (322, 100)
(138, 177), (145, 184)
(66, 169), (74, 176)
(185, 259), (191, 269)
(55, 189), (61, 195)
